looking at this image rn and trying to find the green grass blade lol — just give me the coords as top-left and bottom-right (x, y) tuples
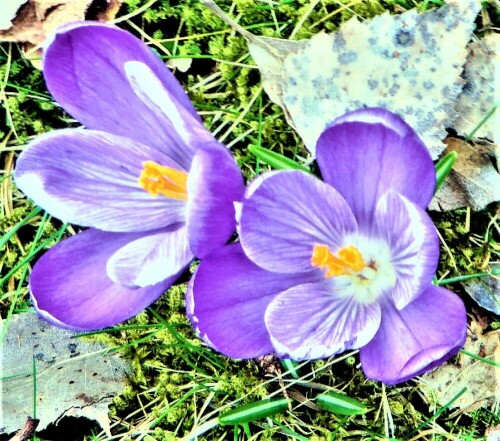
(0, 207), (42, 249)
(437, 268), (500, 285)
(316, 390), (367, 416)
(403, 387), (467, 439)
(466, 103), (498, 141)
(460, 349), (500, 367)
(434, 151), (457, 192)
(248, 145), (311, 173)
(219, 398), (289, 426)
(281, 359), (300, 379)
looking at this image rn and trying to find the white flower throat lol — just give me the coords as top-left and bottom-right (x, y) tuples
(311, 236), (397, 304)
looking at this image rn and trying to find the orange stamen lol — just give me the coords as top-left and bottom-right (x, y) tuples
(311, 244), (366, 278)
(138, 161), (188, 201)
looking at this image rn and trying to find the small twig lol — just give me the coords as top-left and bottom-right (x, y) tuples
(8, 416), (39, 441)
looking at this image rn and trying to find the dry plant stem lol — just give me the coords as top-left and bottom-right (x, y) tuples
(290, 0), (320, 38)
(202, 0), (253, 38)
(8, 417), (39, 441)
(111, 0), (157, 24)
(311, 0), (365, 28)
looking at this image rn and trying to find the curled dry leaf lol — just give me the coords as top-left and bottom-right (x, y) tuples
(463, 263), (500, 315)
(429, 138), (500, 211)
(420, 317), (500, 414)
(205, 0), (481, 159)
(166, 57), (193, 73)
(0, 0), (29, 30)
(1, 311), (130, 437)
(0, 0), (122, 68)
(7, 417), (39, 441)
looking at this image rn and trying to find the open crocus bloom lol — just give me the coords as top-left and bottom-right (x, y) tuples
(14, 22), (244, 330)
(187, 108), (467, 385)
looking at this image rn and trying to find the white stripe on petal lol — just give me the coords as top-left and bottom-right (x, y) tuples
(124, 61), (212, 147)
(265, 283), (381, 360)
(375, 190), (439, 310)
(107, 225), (193, 287)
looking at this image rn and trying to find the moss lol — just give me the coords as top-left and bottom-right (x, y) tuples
(151, 427), (178, 441)
(433, 208), (497, 281)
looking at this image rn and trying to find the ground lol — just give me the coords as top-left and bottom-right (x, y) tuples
(1, 0), (499, 440)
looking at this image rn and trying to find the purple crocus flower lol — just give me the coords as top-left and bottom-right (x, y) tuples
(14, 22), (244, 331)
(187, 108), (467, 385)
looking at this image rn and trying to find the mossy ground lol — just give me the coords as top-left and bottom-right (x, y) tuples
(1, 0), (499, 439)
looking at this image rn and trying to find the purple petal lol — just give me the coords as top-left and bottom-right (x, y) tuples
(316, 108), (435, 230)
(186, 243), (318, 358)
(30, 229), (178, 331)
(43, 22), (212, 170)
(265, 281), (381, 360)
(359, 286), (467, 385)
(375, 190), (440, 309)
(240, 171), (358, 273)
(14, 129), (186, 232)
(186, 144), (245, 259)
(107, 224), (193, 288)
(327, 107), (411, 137)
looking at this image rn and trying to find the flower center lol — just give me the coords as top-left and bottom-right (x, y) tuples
(311, 244), (366, 277)
(311, 242), (396, 304)
(138, 161), (188, 201)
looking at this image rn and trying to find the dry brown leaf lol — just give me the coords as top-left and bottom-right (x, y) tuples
(429, 138), (500, 211)
(0, 0), (29, 30)
(486, 425), (500, 441)
(1, 312), (130, 437)
(246, 37), (308, 124)
(0, 0), (122, 68)
(420, 318), (500, 413)
(463, 264), (500, 315)
(205, 0), (481, 159)
(453, 33), (499, 143)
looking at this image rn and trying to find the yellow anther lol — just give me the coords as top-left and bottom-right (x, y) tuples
(138, 161), (188, 201)
(311, 244), (366, 278)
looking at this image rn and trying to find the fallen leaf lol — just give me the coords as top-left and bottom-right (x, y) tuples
(0, 0), (122, 68)
(486, 425), (500, 441)
(0, 0), (29, 31)
(463, 264), (500, 315)
(167, 57), (194, 73)
(203, 2), (307, 123)
(206, 0), (481, 159)
(6, 417), (39, 441)
(429, 138), (500, 211)
(1, 311), (130, 437)
(420, 318), (500, 413)
(452, 33), (499, 143)
(246, 37), (307, 123)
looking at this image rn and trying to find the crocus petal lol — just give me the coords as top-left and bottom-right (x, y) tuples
(186, 243), (319, 358)
(316, 108), (435, 230)
(375, 190), (440, 309)
(107, 224), (193, 288)
(43, 22), (211, 169)
(186, 144), (245, 259)
(359, 286), (467, 385)
(240, 170), (358, 273)
(30, 229), (177, 331)
(327, 107), (411, 137)
(14, 129), (186, 232)
(265, 282), (381, 360)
